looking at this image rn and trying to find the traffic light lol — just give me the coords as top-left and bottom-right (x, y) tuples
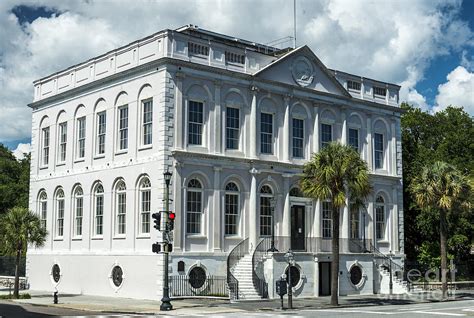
(152, 212), (161, 231)
(168, 212), (175, 231)
(167, 243), (173, 253)
(152, 242), (161, 253)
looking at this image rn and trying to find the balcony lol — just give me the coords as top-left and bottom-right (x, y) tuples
(260, 236), (372, 254)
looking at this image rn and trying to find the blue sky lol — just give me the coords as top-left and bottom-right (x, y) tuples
(1, 0), (473, 154)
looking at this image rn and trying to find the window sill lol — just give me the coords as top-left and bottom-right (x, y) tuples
(91, 236), (103, 240)
(377, 240), (389, 244)
(186, 234), (207, 239)
(39, 166), (48, 170)
(138, 145), (153, 151)
(113, 235), (126, 240)
(56, 162), (66, 167)
(136, 234), (151, 239)
(224, 235), (242, 239)
(53, 237), (63, 241)
(71, 237), (82, 241)
(225, 149), (244, 156)
(115, 150), (128, 156)
(94, 154), (105, 160)
(74, 158), (85, 163)
(187, 145), (208, 152)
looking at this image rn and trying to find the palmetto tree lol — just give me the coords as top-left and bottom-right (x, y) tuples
(410, 161), (471, 300)
(301, 142), (371, 306)
(0, 206), (47, 298)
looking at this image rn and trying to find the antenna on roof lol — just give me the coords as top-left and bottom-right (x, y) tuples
(293, 0), (297, 48)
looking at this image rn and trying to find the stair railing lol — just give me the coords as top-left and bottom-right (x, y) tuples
(226, 237), (249, 300)
(252, 237), (271, 298)
(371, 242), (407, 289)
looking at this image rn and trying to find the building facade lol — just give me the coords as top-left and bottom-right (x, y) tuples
(27, 25), (405, 300)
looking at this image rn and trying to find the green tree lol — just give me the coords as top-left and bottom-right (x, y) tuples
(410, 162), (471, 300)
(301, 142), (371, 305)
(0, 207), (47, 298)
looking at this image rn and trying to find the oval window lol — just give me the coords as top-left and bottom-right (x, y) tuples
(285, 265), (300, 288)
(52, 264), (61, 283)
(350, 265), (363, 286)
(112, 266), (124, 287)
(189, 266), (206, 289)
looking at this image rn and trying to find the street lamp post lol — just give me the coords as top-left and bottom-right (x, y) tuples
(160, 170), (173, 311)
(267, 196), (278, 252)
(284, 250), (294, 309)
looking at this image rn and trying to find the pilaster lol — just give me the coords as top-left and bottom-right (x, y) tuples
(174, 72), (185, 149)
(213, 166), (222, 251)
(249, 167), (259, 253)
(282, 95), (291, 162)
(249, 86), (259, 158)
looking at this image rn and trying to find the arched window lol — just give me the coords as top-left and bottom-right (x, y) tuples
(94, 183), (104, 236)
(259, 185), (273, 236)
(38, 191), (47, 229)
(55, 189), (65, 238)
(73, 186), (84, 237)
(186, 179), (202, 234)
(139, 177), (151, 234)
(375, 195), (386, 240)
(289, 187), (303, 197)
(115, 180), (127, 235)
(225, 182), (239, 236)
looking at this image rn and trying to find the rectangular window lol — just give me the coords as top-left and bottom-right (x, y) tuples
(142, 100), (153, 146)
(292, 118), (304, 158)
(225, 193), (239, 235)
(226, 107), (240, 150)
(260, 113), (273, 154)
(57, 199), (64, 237)
(259, 196), (272, 236)
(117, 192), (126, 234)
(96, 111), (106, 155)
(77, 117), (86, 159)
(374, 133), (384, 169)
(321, 123), (332, 148)
(41, 127), (50, 166)
(376, 205), (385, 240)
(350, 205), (360, 239)
(75, 197), (83, 236)
(118, 106), (128, 150)
(141, 189), (151, 234)
(188, 101), (204, 146)
(186, 190), (202, 234)
(95, 195), (104, 235)
(374, 86), (387, 97)
(347, 80), (361, 91)
(348, 128), (359, 152)
(58, 122), (67, 162)
(322, 202), (332, 238)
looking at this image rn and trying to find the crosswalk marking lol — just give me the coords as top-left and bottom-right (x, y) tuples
(414, 311), (465, 316)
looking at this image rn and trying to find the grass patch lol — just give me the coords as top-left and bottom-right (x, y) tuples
(0, 293), (31, 299)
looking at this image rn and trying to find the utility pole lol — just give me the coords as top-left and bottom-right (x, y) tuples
(160, 170), (173, 311)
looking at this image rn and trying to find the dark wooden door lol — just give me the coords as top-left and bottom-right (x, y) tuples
(319, 262), (331, 296)
(291, 205), (305, 251)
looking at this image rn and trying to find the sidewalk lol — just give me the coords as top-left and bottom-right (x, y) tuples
(6, 289), (474, 316)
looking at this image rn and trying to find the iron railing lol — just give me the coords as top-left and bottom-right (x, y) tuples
(252, 238), (270, 298)
(371, 242), (405, 284)
(258, 236), (372, 254)
(226, 237), (249, 300)
(170, 275), (228, 297)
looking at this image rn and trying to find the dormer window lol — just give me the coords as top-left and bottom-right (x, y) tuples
(374, 86), (387, 97)
(347, 80), (361, 91)
(188, 42), (209, 56)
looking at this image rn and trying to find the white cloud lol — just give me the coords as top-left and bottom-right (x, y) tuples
(433, 66), (474, 114)
(12, 143), (31, 160)
(0, 0), (472, 143)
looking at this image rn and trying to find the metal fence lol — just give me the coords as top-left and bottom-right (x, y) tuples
(0, 256), (26, 277)
(170, 275), (228, 298)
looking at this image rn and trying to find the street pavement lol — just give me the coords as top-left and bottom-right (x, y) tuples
(0, 289), (473, 317)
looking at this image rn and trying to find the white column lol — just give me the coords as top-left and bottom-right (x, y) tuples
(341, 108), (347, 145)
(173, 161), (183, 252)
(341, 197), (350, 253)
(366, 115), (373, 171)
(367, 197), (374, 245)
(175, 72), (184, 149)
(314, 200), (321, 238)
(391, 119), (397, 176)
(282, 174), (291, 237)
(313, 104), (320, 154)
(213, 167), (222, 251)
(249, 168), (259, 253)
(214, 82), (222, 154)
(392, 186), (399, 253)
(283, 95), (291, 162)
(249, 86), (258, 158)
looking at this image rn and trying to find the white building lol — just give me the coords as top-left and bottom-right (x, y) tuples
(27, 25), (405, 300)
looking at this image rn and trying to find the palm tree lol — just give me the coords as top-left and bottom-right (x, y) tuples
(410, 161), (471, 300)
(0, 206), (47, 298)
(301, 142), (371, 306)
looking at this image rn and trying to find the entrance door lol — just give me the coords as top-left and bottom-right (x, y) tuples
(319, 262), (331, 296)
(291, 205), (305, 251)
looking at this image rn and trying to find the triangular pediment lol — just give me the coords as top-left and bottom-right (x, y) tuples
(254, 46), (350, 97)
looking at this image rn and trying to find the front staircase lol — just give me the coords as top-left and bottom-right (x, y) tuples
(230, 254), (261, 300)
